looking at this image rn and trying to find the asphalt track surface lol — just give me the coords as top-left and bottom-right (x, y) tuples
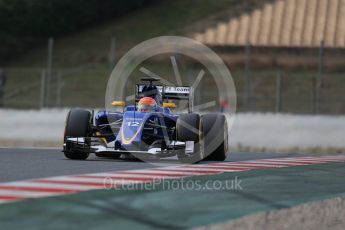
(0, 147), (313, 183)
(1, 162), (344, 230)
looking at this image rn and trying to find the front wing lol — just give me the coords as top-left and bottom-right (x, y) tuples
(63, 137), (195, 159)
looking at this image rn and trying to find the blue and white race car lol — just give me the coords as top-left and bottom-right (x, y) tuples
(63, 77), (228, 163)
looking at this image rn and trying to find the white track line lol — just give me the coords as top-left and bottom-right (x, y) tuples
(153, 167), (238, 173)
(37, 176), (148, 184)
(265, 156), (345, 161)
(0, 190), (57, 198)
(0, 199), (21, 204)
(255, 159), (340, 164)
(118, 169), (210, 176)
(193, 162), (284, 168)
(3, 181), (100, 191)
(249, 159), (326, 163)
(185, 166), (256, 171)
(195, 163), (284, 168)
(72, 173), (180, 179)
(294, 156), (345, 159)
(0, 200), (12, 204)
(188, 166), (259, 170)
(223, 161), (311, 166)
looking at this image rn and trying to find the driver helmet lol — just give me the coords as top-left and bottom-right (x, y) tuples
(138, 97), (157, 112)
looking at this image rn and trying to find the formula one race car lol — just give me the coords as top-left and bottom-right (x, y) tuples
(63, 77), (228, 163)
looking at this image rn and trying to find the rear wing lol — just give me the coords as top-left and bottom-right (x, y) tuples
(135, 85), (194, 112)
(136, 85), (191, 100)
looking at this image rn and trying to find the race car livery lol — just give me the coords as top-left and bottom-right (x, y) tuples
(63, 77), (228, 163)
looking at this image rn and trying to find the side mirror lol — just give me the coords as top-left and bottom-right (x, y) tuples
(163, 102), (176, 109)
(111, 101), (125, 107)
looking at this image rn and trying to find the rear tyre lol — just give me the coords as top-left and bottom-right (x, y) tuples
(201, 114), (228, 161)
(176, 114), (203, 163)
(64, 109), (92, 160)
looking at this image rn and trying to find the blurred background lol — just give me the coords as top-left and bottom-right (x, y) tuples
(1, 0), (344, 114)
(1, 0), (345, 150)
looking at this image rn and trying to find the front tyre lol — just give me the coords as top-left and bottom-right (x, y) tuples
(201, 114), (228, 161)
(63, 109), (92, 160)
(176, 114), (203, 163)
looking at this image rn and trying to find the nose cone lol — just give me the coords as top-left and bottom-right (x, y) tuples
(121, 111), (146, 145)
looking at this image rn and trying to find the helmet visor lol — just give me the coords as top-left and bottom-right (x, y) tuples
(138, 104), (155, 112)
